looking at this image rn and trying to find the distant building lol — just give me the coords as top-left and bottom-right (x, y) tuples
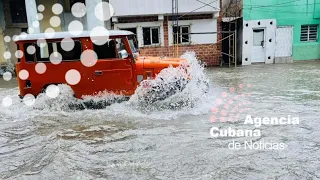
(0, 0), (29, 66)
(0, 0), (222, 66)
(110, 0), (222, 66)
(0, 0), (112, 66)
(242, 0), (320, 65)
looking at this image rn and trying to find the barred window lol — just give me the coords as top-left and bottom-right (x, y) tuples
(173, 26), (190, 44)
(301, 25), (318, 42)
(142, 27), (160, 45)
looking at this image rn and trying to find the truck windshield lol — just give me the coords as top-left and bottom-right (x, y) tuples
(128, 35), (139, 53)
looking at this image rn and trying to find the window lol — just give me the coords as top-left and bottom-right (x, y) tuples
(120, 28), (137, 35)
(35, 41), (82, 62)
(21, 28), (28, 33)
(65, 0), (85, 12)
(9, 0), (27, 23)
(116, 38), (129, 59)
(301, 25), (318, 42)
(173, 26), (190, 44)
(23, 43), (35, 62)
(93, 40), (117, 59)
(253, 29), (264, 46)
(142, 27), (160, 45)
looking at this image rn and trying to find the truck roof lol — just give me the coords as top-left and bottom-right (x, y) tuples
(16, 30), (134, 42)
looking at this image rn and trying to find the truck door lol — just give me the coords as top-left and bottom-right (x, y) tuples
(92, 37), (134, 95)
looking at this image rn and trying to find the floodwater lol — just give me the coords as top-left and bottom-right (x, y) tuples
(1, 57), (320, 179)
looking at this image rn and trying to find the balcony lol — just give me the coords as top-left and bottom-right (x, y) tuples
(110, 0), (220, 17)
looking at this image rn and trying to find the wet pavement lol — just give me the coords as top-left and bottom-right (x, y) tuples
(1, 61), (320, 179)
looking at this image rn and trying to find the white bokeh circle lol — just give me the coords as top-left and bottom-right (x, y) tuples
(81, 50), (98, 67)
(4, 36), (11, 43)
(19, 70), (29, 80)
(37, 38), (47, 48)
(46, 85), (60, 98)
(27, 45), (36, 55)
(65, 69), (81, 85)
(94, 2), (114, 21)
(20, 32), (28, 39)
(23, 94), (36, 106)
(90, 26), (109, 46)
(35, 63), (47, 74)
(33, 21), (40, 28)
(50, 16), (61, 27)
(68, 20), (84, 36)
(38, 4), (45, 12)
(61, 38), (75, 52)
(3, 51), (11, 59)
(28, 27), (35, 34)
(36, 13), (44, 21)
(12, 35), (19, 42)
(72, 2), (86, 18)
(2, 97), (12, 107)
(45, 28), (56, 38)
(15, 50), (24, 58)
(3, 72), (12, 81)
(50, 52), (62, 65)
(52, 3), (63, 15)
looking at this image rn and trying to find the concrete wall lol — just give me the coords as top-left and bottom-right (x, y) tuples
(0, 0), (6, 65)
(167, 19), (218, 45)
(0, 29), (7, 65)
(114, 14), (222, 66)
(39, 0), (62, 32)
(110, 0), (219, 16)
(242, 19), (276, 65)
(115, 21), (165, 47)
(243, 0), (320, 61)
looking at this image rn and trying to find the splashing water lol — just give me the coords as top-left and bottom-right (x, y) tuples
(0, 52), (215, 120)
(129, 52), (211, 112)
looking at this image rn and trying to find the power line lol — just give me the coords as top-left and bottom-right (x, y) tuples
(178, 0), (219, 20)
(244, 0), (302, 8)
(244, 3), (320, 8)
(243, 7), (319, 14)
(196, 0), (219, 10)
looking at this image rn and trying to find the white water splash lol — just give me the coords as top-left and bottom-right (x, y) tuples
(0, 52), (215, 120)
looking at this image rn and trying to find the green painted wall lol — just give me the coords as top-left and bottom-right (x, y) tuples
(243, 0), (320, 61)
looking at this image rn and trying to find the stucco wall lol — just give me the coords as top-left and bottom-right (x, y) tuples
(110, 0), (219, 16)
(168, 19), (218, 45)
(243, 0), (320, 61)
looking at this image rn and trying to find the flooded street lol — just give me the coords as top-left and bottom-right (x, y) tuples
(1, 61), (320, 179)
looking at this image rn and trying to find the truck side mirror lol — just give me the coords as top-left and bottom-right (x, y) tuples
(119, 50), (129, 59)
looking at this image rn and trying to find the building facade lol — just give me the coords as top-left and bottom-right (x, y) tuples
(242, 0), (320, 65)
(0, 0), (111, 66)
(110, 0), (222, 66)
(1, 0), (222, 66)
(0, 0), (29, 66)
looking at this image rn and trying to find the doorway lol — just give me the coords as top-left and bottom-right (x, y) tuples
(251, 29), (265, 63)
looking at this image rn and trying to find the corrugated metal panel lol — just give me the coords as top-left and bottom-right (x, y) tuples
(275, 26), (293, 57)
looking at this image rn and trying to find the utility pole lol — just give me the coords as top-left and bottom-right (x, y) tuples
(172, 0), (179, 57)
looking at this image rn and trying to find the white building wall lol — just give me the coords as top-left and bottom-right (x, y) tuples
(110, 0), (219, 16)
(114, 21), (165, 47)
(242, 19), (276, 65)
(168, 19), (218, 45)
